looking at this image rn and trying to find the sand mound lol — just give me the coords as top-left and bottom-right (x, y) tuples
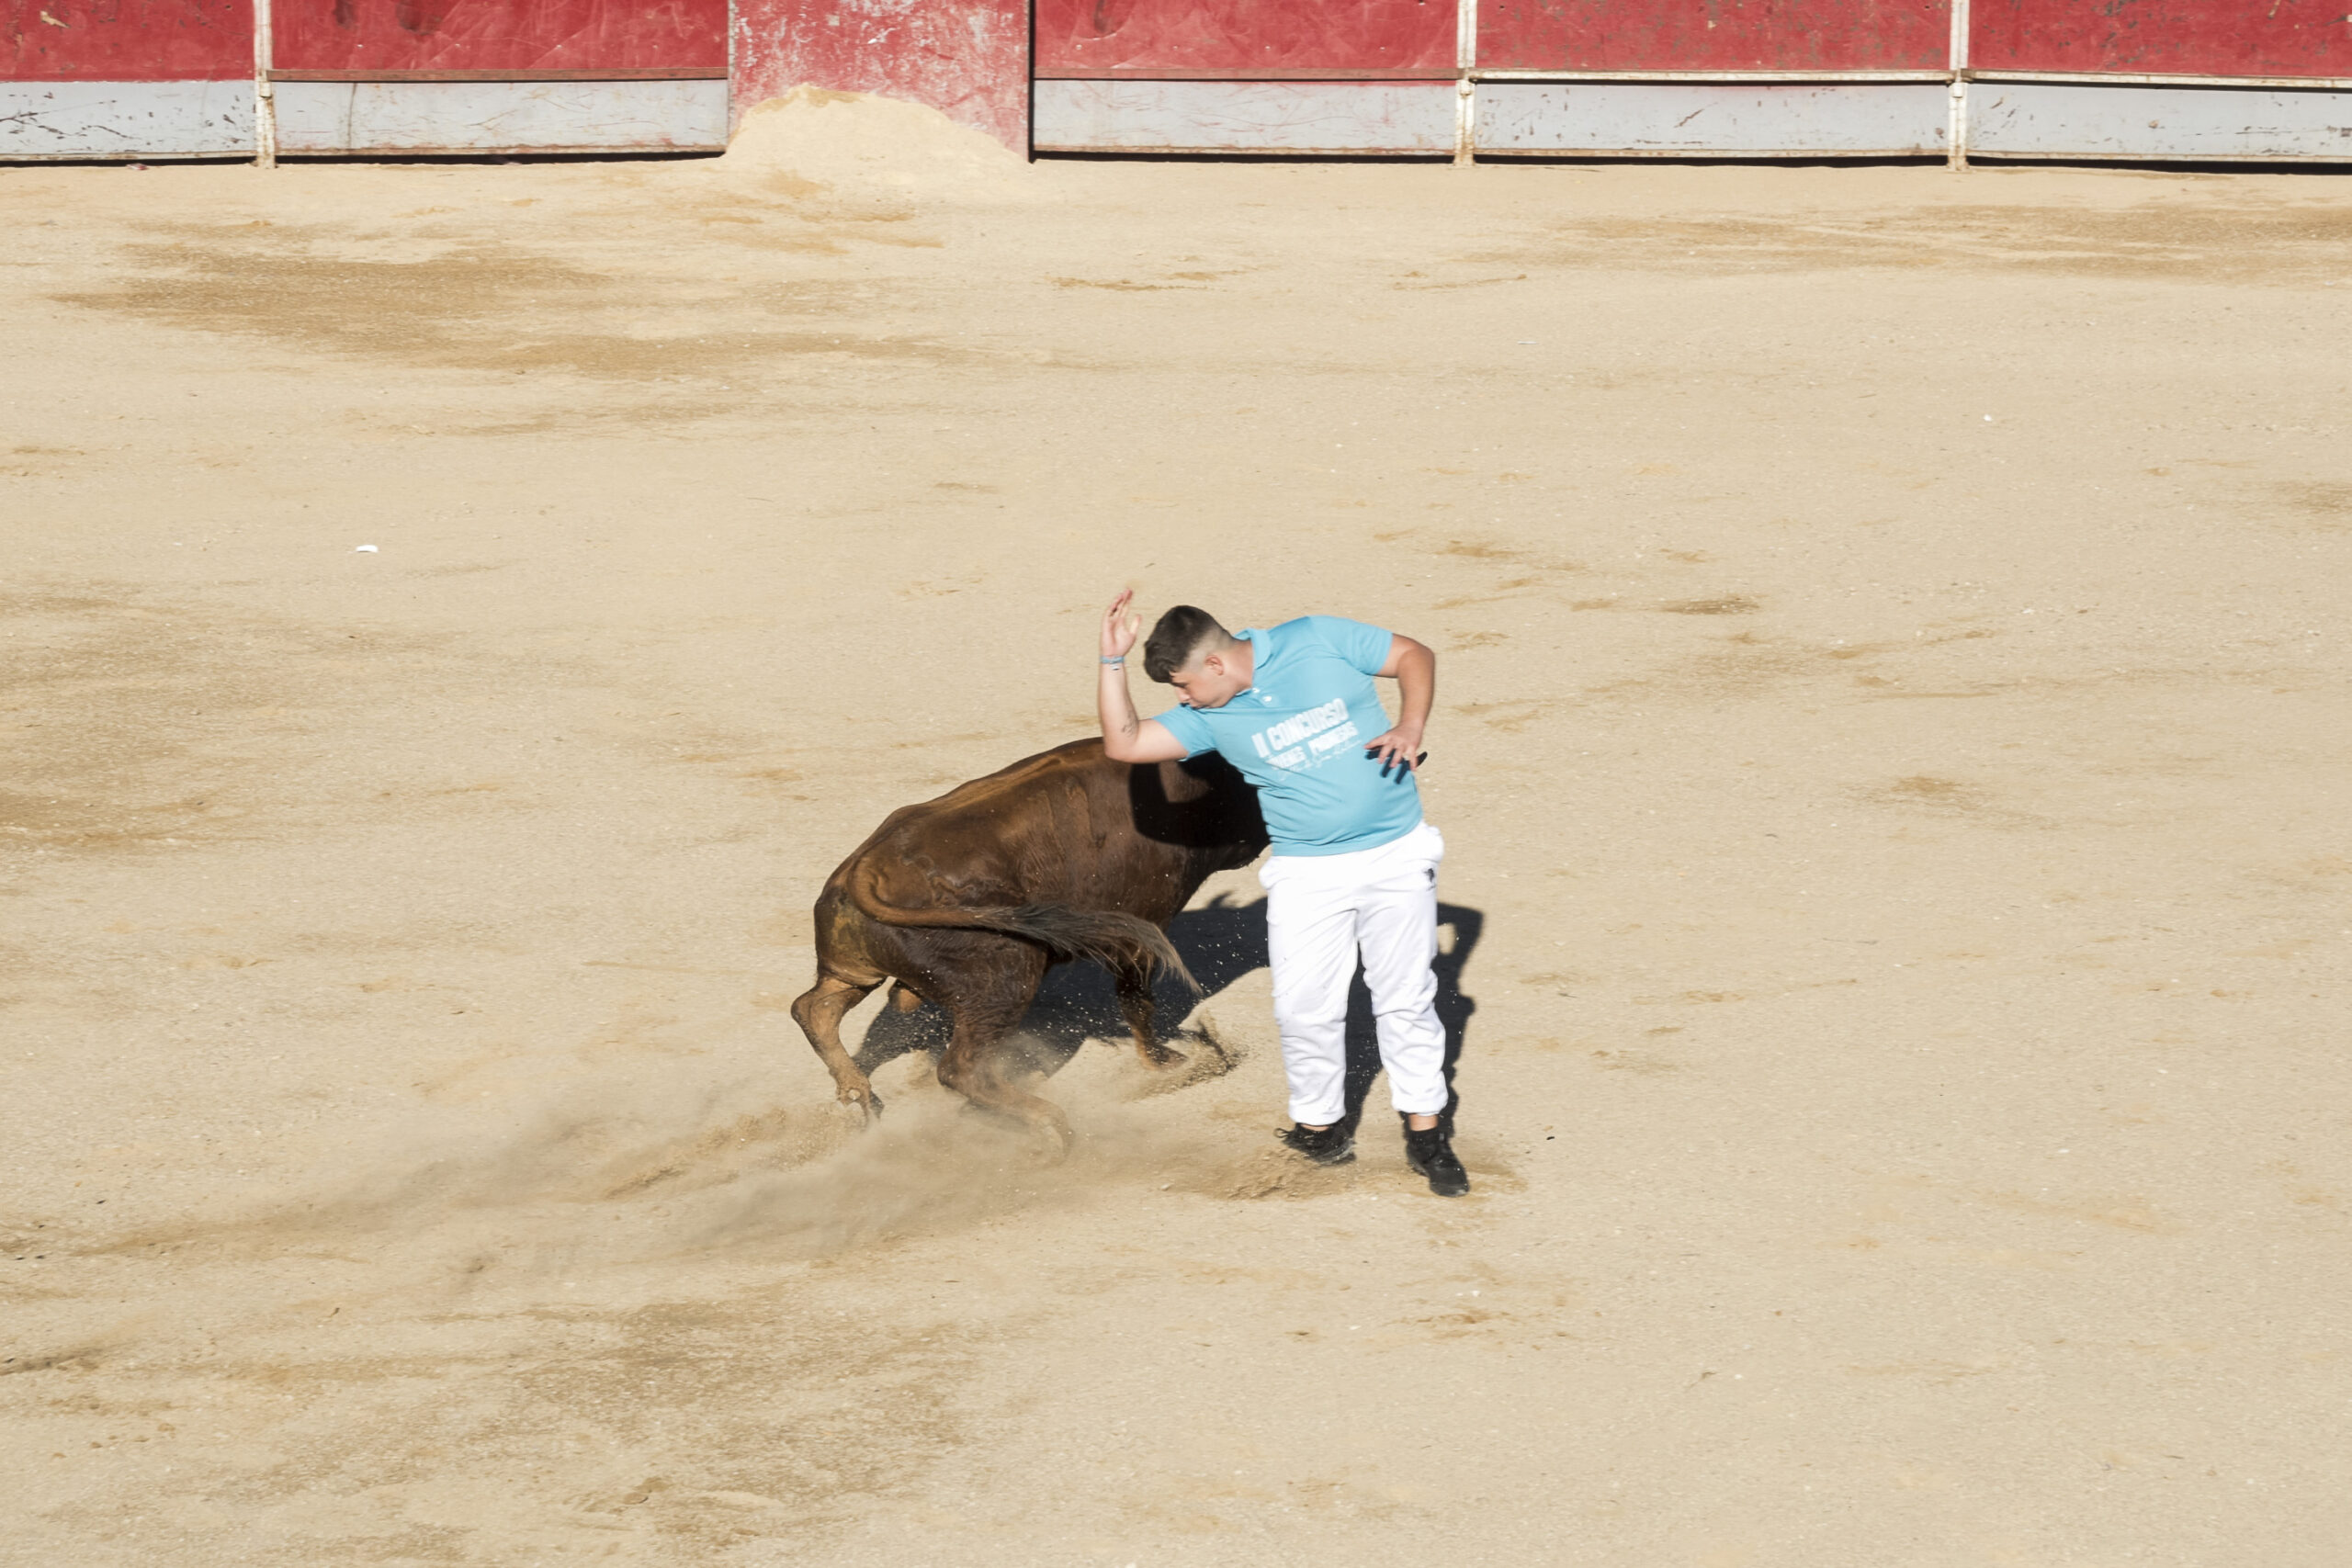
(714, 87), (1045, 204)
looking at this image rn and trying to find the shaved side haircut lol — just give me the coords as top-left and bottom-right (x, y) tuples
(1143, 605), (1233, 683)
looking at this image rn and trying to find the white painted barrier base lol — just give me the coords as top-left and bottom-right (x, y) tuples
(1034, 81), (1456, 154)
(10, 71), (2352, 164)
(0, 80), (254, 159)
(1476, 82), (1950, 157)
(1036, 79), (1952, 159)
(272, 79), (729, 155)
(1968, 80), (2352, 161)
(1036, 75), (2352, 163)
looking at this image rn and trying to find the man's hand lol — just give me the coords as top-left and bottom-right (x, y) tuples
(1102, 590), (1142, 660)
(1100, 590), (1188, 764)
(1363, 726), (1426, 775)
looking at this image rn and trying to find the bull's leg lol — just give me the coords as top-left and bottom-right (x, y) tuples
(933, 957), (1072, 1158)
(1113, 965), (1186, 1070)
(790, 975), (884, 1121)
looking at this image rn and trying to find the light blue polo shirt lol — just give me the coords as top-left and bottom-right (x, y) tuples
(1155, 616), (1422, 856)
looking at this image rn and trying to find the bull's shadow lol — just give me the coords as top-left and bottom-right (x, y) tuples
(851, 896), (1483, 1133)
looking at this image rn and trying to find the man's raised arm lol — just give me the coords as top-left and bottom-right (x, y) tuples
(1099, 590), (1190, 764)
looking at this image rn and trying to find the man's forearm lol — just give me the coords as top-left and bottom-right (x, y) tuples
(1396, 645), (1435, 738)
(1099, 661), (1144, 757)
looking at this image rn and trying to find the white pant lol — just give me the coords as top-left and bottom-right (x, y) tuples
(1258, 821), (1448, 1126)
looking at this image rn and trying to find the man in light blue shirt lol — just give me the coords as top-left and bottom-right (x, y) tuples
(1097, 591), (1467, 1196)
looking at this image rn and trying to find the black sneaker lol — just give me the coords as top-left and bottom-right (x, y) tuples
(1276, 1122), (1356, 1166)
(1404, 1125), (1470, 1196)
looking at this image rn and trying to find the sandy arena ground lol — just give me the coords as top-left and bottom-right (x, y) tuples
(5, 94), (2350, 1566)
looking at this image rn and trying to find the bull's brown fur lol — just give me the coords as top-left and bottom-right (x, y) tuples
(789, 739), (1267, 1150)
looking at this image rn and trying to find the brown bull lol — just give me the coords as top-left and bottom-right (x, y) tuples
(789, 739), (1268, 1150)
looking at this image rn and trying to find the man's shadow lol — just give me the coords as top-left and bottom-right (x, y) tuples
(852, 895), (1482, 1132)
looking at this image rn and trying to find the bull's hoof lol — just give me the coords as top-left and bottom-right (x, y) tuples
(1136, 1044), (1189, 1071)
(837, 1085), (883, 1124)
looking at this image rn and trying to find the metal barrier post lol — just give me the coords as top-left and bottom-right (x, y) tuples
(1947, 0), (1969, 168)
(254, 0), (277, 167)
(1454, 0), (1477, 163)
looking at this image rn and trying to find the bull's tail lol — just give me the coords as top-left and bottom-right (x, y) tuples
(847, 864), (1201, 995)
(966, 905), (1202, 996)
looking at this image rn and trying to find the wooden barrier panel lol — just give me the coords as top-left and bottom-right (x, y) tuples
(3, 0), (250, 158)
(1973, 0), (2352, 78)
(1480, 0), (1950, 73)
(1035, 0), (1455, 78)
(732, 0), (1030, 151)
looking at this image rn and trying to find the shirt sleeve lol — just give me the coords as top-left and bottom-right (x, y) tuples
(1153, 704), (1216, 759)
(1299, 615), (1396, 675)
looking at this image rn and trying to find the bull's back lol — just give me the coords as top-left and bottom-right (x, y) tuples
(821, 740), (1121, 908)
(829, 739), (1258, 912)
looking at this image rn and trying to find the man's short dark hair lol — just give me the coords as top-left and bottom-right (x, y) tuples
(1143, 605), (1229, 682)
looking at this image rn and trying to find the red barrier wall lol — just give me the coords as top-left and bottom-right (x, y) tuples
(1480, 0), (1950, 73)
(1972, 0), (2352, 76)
(4, 0), (250, 79)
(272, 0), (723, 73)
(732, 0), (1029, 149)
(1035, 0), (1454, 78)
